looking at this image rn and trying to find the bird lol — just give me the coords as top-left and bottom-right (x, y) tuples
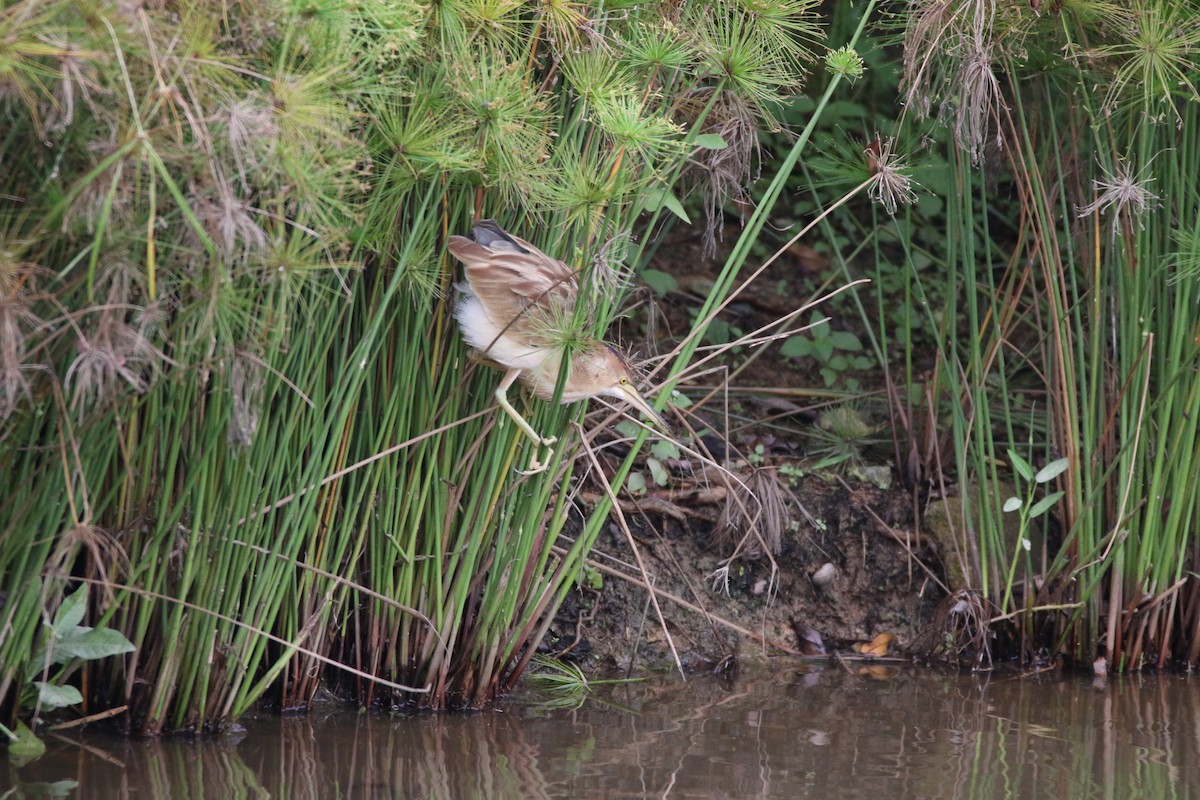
(447, 219), (665, 472)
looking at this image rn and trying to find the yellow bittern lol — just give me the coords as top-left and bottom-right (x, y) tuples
(448, 219), (665, 471)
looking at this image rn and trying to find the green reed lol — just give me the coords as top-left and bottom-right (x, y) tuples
(0, 0), (826, 732)
(889, 0), (1200, 666)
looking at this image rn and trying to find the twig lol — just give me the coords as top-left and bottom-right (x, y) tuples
(577, 425), (686, 678)
(47, 705), (128, 731)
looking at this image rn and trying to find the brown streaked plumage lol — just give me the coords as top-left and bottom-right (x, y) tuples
(448, 219), (664, 472)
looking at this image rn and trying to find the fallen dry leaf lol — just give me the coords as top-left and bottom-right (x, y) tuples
(854, 633), (897, 658)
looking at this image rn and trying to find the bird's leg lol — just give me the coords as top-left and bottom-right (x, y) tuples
(494, 368), (557, 473)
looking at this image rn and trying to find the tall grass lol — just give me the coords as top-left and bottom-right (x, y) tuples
(0, 0), (826, 732)
(885, 0), (1200, 667)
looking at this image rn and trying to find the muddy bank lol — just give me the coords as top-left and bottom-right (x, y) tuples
(545, 464), (945, 673)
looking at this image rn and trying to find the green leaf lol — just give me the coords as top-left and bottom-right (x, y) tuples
(52, 585), (87, 636)
(809, 313), (830, 338)
(780, 336), (811, 358)
(35, 682), (83, 710)
(650, 439), (680, 460)
(1002, 496), (1022, 513)
(584, 567), (603, 591)
(1029, 490), (1064, 519)
(615, 421), (641, 439)
(703, 319), (734, 345)
(640, 268), (678, 295)
(7, 720), (45, 766)
(1007, 449), (1035, 482)
(1035, 457), (1070, 484)
(811, 451), (851, 471)
(52, 627), (136, 663)
(19, 781), (80, 798)
(829, 331), (862, 351)
(640, 184), (690, 223)
(813, 336), (835, 362)
(669, 389), (692, 408)
(624, 471), (647, 495)
(647, 457), (669, 486)
(693, 133), (728, 149)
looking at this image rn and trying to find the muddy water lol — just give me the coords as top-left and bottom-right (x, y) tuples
(6, 666), (1199, 799)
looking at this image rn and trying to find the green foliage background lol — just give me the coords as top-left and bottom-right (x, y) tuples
(0, 0), (823, 733)
(4, 0), (1200, 738)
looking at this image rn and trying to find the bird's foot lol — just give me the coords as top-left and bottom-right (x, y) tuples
(516, 443), (555, 475)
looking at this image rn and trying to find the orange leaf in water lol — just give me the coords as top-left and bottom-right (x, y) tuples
(857, 665), (898, 680)
(854, 633), (896, 657)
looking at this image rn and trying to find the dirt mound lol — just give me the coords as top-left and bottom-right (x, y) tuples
(546, 467), (944, 673)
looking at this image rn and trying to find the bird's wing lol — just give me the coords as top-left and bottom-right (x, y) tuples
(447, 227), (578, 341)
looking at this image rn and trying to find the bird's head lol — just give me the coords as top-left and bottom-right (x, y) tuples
(567, 344), (667, 431)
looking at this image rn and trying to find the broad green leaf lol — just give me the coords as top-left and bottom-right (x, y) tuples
(52, 626), (135, 663)
(615, 421), (640, 438)
(780, 336), (811, 358)
(7, 721), (45, 765)
(829, 331), (862, 351)
(1007, 449), (1035, 482)
(1029, 490), (1064, 519)
(669, 389), (692, 408)
(809, 313), (830, 337)
(1035, 457), (1070, 484)
(693, 133), (728, 149)
(52, 585), (87, 636)
(35, 682), (82, 710)
(1002, 496), (1022, 513)
(650, 439), (680, 460)
(624, 471), (647, 495)
(813, 336), (834, 362)
(647, 457), (669, 486)
(640, 268), (678, 295)
(703, 318), (734, 345)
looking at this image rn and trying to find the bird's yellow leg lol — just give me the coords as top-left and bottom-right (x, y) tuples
(494, 369), (557, 472)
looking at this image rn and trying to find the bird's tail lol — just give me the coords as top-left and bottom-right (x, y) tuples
(471, 219), (530, 254)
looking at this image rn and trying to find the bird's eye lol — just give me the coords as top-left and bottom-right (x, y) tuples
(619, 377), (629, 385)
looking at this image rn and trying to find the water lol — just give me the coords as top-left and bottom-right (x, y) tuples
(6, 666), (1198, 799)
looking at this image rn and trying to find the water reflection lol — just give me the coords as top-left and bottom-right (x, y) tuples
(5, 667), (1199, 799)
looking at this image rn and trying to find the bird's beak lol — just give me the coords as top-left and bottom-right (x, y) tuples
(617, 384), (670, 433)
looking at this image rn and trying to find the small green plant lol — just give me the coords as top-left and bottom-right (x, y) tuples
(1000, 452), (1069, 614)
(1, 585), (135, 758)
(647, 439), (681, 487)
(615, 428), (684, 491)
(780, 312), (873, 388)
(806, 403), (880, 470)
(778, 463), (806, 484)
(525, 654), (643, 710)
(640, 269), (679, 296)
(25, 585), (135, 715)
